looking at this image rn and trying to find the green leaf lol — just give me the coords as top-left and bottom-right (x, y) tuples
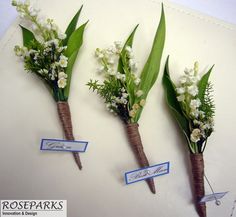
(162, 56), (190, 140)
(64, 21), (88, 58)
(64, 51), (78, 99)
(117, 24), (139, 74)
(63, 5), (83, 46)
(198, 65), (214, 101)
(134, 5), (166, 122)
(20, 25), (36, 47)
(63, 21), (88, 99)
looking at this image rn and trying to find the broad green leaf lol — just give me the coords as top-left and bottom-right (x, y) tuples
(198, 65), (214, 101)
(63, 5), (83, 46)
(64, 50), (79, 100)
(117, 25), (139, 74)
(162, 57), (190, 139)
(64, 21), (88, 57)
(117, 25), (138, 107)
(134, 5), (165, 122)
(20, 25), (36, 47)
(63, 21), (88, 99)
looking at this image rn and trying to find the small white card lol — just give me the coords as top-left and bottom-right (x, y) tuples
(125, 162), (170, 185)
(41, 138), (88, 152)
(200, 192), (228, 203)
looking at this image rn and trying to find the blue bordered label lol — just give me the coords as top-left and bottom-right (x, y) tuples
(40, 138), (88, 152)
(125, 162), (170, 185)
(200, 192), (228, 203)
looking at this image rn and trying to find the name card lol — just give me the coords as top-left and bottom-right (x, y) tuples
(125, 162), (170, 185)
(200, 192), (228, 203)
(41, 139), (88, 152)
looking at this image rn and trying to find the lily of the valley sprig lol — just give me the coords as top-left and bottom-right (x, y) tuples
(163, 57), (215, 217)
(12, 0), (88, 170)
(88, 6), (165, 194)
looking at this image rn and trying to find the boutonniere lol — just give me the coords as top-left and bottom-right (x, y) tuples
(163, 57), (215, 217)
(88, 6), (165, 193)
(12, 0), (88, 170)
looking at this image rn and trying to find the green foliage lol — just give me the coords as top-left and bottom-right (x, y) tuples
(198, 65), (214, 101)
(162, 57), (193, 152)
(117, 25), (138, 107)
(64, 21), (88, 99)
(117, 25), (138, 74)
(63, 6), (83, 46)
(20, 25), (36, 47)
(133, 5), (166, 122)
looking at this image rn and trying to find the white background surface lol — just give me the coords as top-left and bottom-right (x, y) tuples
(1, 0), (236, 38)
(0, 0), (236, 217)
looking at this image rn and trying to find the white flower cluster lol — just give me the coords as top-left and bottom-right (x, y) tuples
(13, 1), (69, 89)
(176, 62), (214, 143)
(94, 42), (144, 118)
(12, 0), (66, 42)
(106, 87), (128, 113)
(14, 39), (68, 89)
(129, 99), (146, 118)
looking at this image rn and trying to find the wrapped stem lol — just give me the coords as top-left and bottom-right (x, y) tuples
(190, 153), (206, 217)
(126, 123), (156, 194)
(57, 101), (82, 170)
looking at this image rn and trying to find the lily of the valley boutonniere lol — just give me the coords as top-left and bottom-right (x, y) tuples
(163, 57), (215, 217)
(12, 0), (88, 170)
(88, 6), (165, 194)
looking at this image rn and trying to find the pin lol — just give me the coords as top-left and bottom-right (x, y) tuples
(204, 174), (221, 206)
(230, 199), (236, 217)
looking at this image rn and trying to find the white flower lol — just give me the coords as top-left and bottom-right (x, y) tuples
(58, 55), (68, 68)
(187, 85), (198, 96)
(184, 67), (194, 76)
(134, 78), (141, 85)
(132, 103), (140, 111)
(139, 99), (146, 107)
(108, 68), (116, 76)
(120, 97), (127, 104)
(129, 59), (137, 71)
(190, 128), (201, 143)
(189, 75), (200, 83)
(125, 46), (132, 53)
(107, 58), (115, 65)
(116, 72), (122, 79)
(190, 99), (201, 109)
(179, 76), (187, 84)
(14, 45), (22, 56)
(28, 6), (39, 17)
(57, 78), (67, 88)
(190, 109), (199, 118)
(97, 66), (105, 74)
(58, 32), (66, 40)
(136, 90), (143, 97)
(121, 87), (126, 92)
(129, 110), (136, 118)
(194, 61), (199, 73)
(51, 23), (58, 31)
(176, 87), (185, 94)
(95, 48), (104, 59)
(58, 71), (67, 79)
(122, 92), (128, 98)
(177, 95), (185, 102)
(114, 41), (122, 51)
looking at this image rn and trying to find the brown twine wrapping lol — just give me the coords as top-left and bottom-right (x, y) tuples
(190, 153), (206, 217)
(57, 101), (82, 170)
(126, 123), (156, 194)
